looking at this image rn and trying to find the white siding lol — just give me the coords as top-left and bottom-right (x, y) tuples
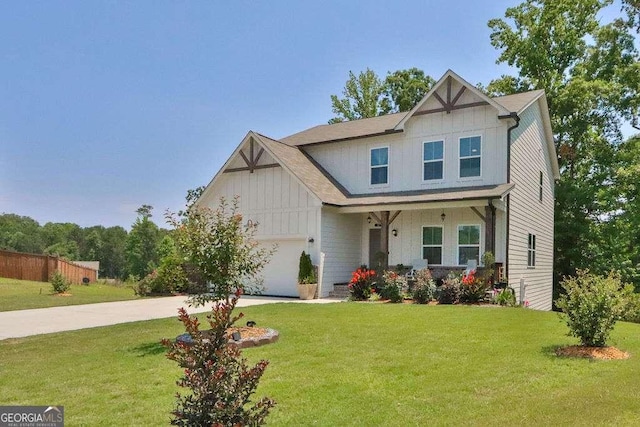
(319, 208), (362, 297)
(304, 104), (508, 194)
(508, 100), (555, 310)
(200, 166), (322, 239)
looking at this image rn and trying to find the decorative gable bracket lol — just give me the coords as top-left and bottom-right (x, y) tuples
(224, 137), (280, 173)
(415, 76), (488, 116)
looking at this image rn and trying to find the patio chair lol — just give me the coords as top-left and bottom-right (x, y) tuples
(406, 259), (428, 280)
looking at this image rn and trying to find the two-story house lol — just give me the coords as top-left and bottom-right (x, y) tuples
(197, 70), (559, 310)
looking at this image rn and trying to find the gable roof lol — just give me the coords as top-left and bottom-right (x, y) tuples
(280, 74), (545, 147)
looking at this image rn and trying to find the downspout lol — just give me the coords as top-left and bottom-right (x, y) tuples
(499, 112), (520, 282)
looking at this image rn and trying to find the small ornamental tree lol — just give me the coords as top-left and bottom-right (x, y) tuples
(166, 196), (275, 306)
(556, 270), (633, 347)
(162, 291), (275, 426)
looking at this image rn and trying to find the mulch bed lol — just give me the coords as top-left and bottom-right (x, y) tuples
(555, 345), (630, 360)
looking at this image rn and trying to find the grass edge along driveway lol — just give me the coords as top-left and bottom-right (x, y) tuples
(0, 277), (141, 311)
(1, 303), (639, 425)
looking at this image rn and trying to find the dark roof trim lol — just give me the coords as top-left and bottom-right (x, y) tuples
(291, 128), (403, 147)
(298, 149), (351, 197)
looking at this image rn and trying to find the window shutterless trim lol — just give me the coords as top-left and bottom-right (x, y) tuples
(457, 223), (481, 266)
(458, 135), (482, 179)
(422, 139), (445, 182)
(369, 146), (389, 186)
(422, 225), (444, 265)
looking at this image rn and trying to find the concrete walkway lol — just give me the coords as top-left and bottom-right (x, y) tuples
(0, 295), (340, 340)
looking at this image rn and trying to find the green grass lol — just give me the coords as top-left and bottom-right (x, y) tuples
(0, 277), (141, 311)
(1, 303), (639, 425)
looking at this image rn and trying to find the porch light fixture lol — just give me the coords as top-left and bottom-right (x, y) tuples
(392, 229), (398, 237)
(441, 212), (446, 222)
(367, 216), (372, 224)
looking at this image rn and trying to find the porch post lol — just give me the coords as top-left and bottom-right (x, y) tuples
(484, 204), (496, 255)
(379, 211), (390, 269)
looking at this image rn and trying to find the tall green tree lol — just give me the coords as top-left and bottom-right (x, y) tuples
(329, 67), (435, 123)
(125, 205), (161, 279)
(382, 68), (435, 113)
(0, 214), (45, 253)
(488, 0), (640, 286)
(329, 68), (391, 124)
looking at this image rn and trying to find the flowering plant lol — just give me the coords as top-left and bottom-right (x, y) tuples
(348, 267), (376, 301)
(460, 269), (490, 303)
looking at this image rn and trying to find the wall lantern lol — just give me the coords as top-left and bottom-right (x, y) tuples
(392, 229), (398, 237)
(308, 237), (315, 243)
(367, 216), (372, 224)
(440, 212), (446, 222)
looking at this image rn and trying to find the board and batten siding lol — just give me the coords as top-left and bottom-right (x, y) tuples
(304, 105), (509, 194)
(200, 166), (322, 242)
(508, 100), (555, 310)
(319, 208), (362, 297)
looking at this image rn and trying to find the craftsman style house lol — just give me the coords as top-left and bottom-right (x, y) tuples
(198, 70), (559, 310)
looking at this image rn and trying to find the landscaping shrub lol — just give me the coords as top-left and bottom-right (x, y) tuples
(378, 270), (407, 303)
(348, 267), (376, 301)
(411, 268), (436, 304)
(622, 291), (640, 324)
(298, 251), (316, 283)
(50, 270), (70, 294)
(494, 288), (516, 307)
(556, 270), (633, 347)
(438, 272), (461, 304)
(162, 291), (275, 426)
(459, 270), (490, 303)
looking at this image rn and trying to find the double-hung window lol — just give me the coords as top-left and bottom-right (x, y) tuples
(528, 234), (536, 267)
(423, 140), (444, 181)
(422, 226), (443, 265)
(458, 225), (480, 265)
(370, 147), (389, 185)
(459, 136), (481, 178)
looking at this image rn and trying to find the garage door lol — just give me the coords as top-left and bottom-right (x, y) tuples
(257, 239), (306, 297)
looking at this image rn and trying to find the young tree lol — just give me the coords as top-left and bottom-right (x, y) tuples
(126, 205), (161, 279)
(166, 196), (274, 306)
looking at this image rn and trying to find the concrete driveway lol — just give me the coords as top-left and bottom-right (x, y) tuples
(0, 295), (340, 340)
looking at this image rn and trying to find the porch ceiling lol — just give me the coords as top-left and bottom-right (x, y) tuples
(332, 183), (514, 213)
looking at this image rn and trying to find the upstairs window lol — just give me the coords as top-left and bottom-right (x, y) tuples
(423, 140), (444, 181)
(458, 224), (480, 265)
(422, 226), (443, 265)
(370, 147), (389, 185)
(528, 234), (536, 267)
(459, 136), (481, 178)
(539, 171), (544, 202)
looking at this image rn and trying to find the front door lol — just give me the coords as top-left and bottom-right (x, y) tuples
(369, 228), (381, 269)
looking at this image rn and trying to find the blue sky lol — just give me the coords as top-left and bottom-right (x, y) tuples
(0, 1), (627, 229)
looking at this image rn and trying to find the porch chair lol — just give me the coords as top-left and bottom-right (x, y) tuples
(406, 258), (428, 280)
(464, 259), (477, 275)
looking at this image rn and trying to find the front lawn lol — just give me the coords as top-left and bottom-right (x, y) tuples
(1, 303), (639, 425)
(0, 277), (141, 311)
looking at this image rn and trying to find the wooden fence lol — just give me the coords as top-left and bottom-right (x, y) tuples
(0, 250), (97, 284)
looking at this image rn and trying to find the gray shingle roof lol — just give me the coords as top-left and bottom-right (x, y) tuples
(280, 90), (544, 147)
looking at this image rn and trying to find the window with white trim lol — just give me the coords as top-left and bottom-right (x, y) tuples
(459, 136), (481, 178)
(528, 233), (536, 267)
(370, 147), (389, 185)
(458, 224), (480, 265)
(423, 140), (444, 181)
(422, 226), (443, 265)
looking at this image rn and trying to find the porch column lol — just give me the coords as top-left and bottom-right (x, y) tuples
(484, 204), (496, 255)
(380, 211), (389, 269)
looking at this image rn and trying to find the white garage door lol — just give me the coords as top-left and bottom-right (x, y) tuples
(257, 239), (307, 297)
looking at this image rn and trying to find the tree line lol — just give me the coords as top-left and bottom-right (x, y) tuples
(329, 0), (640, 290)
(0, 205), (168, 280)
